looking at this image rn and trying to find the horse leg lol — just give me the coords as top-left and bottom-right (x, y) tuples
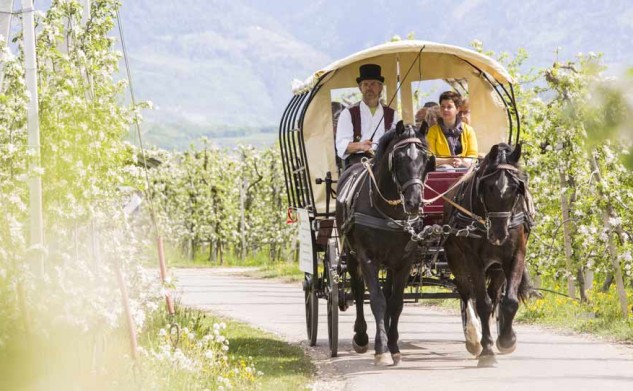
(348, 259), (368, 354)
(474, 273), (496, 367)
(487, 265), (505, 310)
(382, 269), (393, 332)
(463, 297), (483, 356)
(385, 267), (410, 365)
(497, 243), (526, 354)
(446, 246), (482, 356)
(361, 257), (392, 366)
(486, 265), (505, 351)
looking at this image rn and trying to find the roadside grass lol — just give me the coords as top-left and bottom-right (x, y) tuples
(222, 318), (314, 390)
(165, 246), (284, 268)
(166, 247), (305, 282)
(141, 306), (315, 390)
(417, 280), (633, 343)
(516, 285), (633, 342)
(247, 261), (304, 282)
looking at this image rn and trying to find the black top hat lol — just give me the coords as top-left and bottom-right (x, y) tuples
(356, 64), (384, 84)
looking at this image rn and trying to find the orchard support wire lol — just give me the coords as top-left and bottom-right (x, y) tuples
(115, 8), (175, 319)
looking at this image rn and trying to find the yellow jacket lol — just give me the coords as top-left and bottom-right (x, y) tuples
(427, 123), (478, 158)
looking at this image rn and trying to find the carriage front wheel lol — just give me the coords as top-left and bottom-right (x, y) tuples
(325, 240), (339, 357)
(303, 273), (318, 346)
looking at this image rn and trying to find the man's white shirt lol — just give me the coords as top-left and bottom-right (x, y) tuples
(335, 101), (400, 159)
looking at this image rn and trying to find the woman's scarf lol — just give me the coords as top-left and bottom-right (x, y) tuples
(439, 118), (463, 155)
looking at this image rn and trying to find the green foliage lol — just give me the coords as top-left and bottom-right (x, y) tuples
(528, 57), (632, 286)
(466, 42), (633, 319)
(0, 1), (268, 389)
(471, 42), (633, 301)
(142, 140), (297, 265)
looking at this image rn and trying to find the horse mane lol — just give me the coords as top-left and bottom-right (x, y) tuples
(479, 143), (526, 180)
(477, 143), (529, 207)
(374, 123), (427, 163)
(373, 129), (398, 162)
(480, 143), (514, 172)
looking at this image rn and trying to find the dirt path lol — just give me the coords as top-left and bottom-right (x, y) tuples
(174, 268), (633, 391)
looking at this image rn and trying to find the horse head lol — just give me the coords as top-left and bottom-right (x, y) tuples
(375, 120), (435, 215)
(476, 143), (526, 245)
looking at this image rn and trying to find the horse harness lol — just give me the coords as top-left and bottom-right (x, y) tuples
(339, 143), (534, 244)
(448, 163), (534, 239)
(340, 137), (429, 236)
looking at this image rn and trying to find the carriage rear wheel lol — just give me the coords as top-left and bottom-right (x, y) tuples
(327, 282), (338, 357)
(325, 240), (339, 357)
(304, 273), (318, 346)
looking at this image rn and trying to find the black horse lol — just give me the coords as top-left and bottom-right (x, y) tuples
(336, 121), (435, 366)
(443, 143), (532, 367)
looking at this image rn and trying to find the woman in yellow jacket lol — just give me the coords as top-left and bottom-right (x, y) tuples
(426, 91), (478, 168)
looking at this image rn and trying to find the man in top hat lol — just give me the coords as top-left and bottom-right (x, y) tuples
(335, 63), (400, 167)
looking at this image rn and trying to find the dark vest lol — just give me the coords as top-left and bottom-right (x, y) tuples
(348, 104), (395, 142)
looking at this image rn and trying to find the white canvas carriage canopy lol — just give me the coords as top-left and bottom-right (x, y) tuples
(291, 40), (517, 215)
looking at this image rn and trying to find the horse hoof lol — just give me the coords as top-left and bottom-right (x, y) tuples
(374, 353), (394, 366)
(477, 354), (497, 368)
(466, 341), (483, 356)
(353, 339), (368, 354)
(391, 352), (401, 366)
(464, 300), (482, 357)
(496, 339), (517, 354)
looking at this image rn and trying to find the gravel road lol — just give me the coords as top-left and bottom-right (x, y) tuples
(174, 267), (633, 391)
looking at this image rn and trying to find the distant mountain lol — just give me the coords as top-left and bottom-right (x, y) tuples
(119, 0), (331, 148)
(118, 0), (633, 149)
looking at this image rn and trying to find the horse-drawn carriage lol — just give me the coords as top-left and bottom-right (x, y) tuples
(279, 40), (530, 366)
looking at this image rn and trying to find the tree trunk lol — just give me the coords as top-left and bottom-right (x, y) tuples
(293, 239), (300, 264)
(190, 238), (196, 261)
(584, 267), (594, 292)
(591, 154), (628, 318)
(604, 213), (629, 319)
(209, 240), (216, 263)
(601, 273), (614, 292)
(559, 169), (576, 299)
(240, 178), (246, 261)
(576, 267), (588, 302)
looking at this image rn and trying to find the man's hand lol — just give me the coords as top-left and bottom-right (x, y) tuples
(346, 139), (374, 155)
(357, 140), (373, 153)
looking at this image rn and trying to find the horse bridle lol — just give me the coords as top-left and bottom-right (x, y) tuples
(387, 137), (430, 198)
(475, 163), (526, 230)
